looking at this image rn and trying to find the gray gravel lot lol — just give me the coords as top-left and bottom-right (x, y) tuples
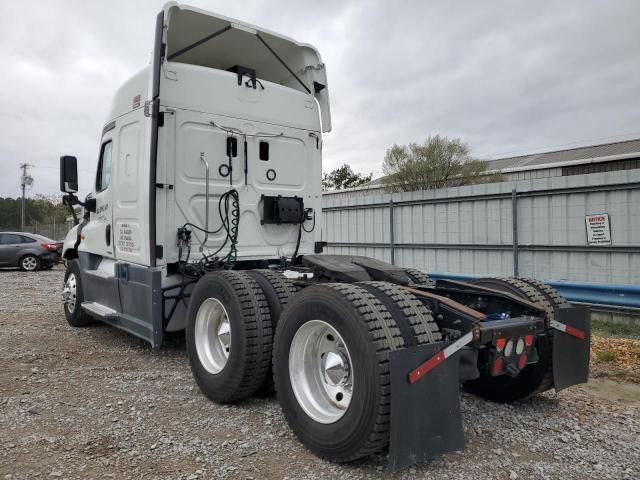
(1, 267), (639, 479)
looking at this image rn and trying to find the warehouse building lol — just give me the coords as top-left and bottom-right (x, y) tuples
(484, 138), (640, 180)
(353, 138), (640, 195)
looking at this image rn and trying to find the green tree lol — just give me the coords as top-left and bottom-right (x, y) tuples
(382, 135), (502, 192)
(322, 164), (372, 191)
(0, 194), (68, 229)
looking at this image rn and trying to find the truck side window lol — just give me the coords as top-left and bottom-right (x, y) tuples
(96, 141), (113, 192)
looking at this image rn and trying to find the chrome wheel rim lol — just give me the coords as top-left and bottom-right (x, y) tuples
(62, 273), (77, 313)
(195, 298), (231, 374)
(22, 256), (38, 271)
(289, 320), (354, 424)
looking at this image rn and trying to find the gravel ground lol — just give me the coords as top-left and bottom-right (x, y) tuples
(1, 267), (639, 480)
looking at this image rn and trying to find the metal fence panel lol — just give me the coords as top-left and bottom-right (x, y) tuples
(322, 169), (640, 285)
(0, 224), (72, 241)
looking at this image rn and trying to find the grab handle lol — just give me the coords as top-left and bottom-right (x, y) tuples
(200, 152), (210, 251)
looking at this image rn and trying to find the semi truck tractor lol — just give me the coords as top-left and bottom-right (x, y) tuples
(59, 2), (591, 470)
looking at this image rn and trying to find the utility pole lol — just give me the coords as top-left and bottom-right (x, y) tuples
(19, 163), (34, 231)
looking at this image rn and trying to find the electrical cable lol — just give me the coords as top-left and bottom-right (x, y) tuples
(291, 222), (302, 264)
(178, 188), (240, 277)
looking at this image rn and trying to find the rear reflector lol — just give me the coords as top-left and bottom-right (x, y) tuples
(408, 352), (445, 384)
(492, 357), (504, 375)
(518, 353), (528, 370)
(495, 338), (506, 352)
(408, 331), (475, 384)
(524, 334), (534, 346)
(550, 319), (586, 340)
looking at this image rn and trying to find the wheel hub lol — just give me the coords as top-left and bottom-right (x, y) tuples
(321, 351), (349, 386)
(62, 273), (77, 313)
(194, 298), (232, 374)
(289, 320), (354, 424)
(22, 256), (37, 271)
(217, 320), (231, 350)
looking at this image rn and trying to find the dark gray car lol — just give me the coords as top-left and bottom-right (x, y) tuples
(0, 232), (62, 271)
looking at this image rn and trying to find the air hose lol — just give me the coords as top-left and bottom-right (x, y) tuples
(179, 188), (240, 274)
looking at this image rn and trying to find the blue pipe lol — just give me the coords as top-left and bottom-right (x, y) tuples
(427, 272), (640, 309)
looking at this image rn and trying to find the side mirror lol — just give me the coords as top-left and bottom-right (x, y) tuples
(60, 155), (78, 193)
(85, 196), (97, 213)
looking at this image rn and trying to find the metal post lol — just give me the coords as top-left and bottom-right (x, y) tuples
(512, 189), (519, 276)
(19, 163), (33, 232)
(20, 164), (27, 231)
(389, 198), (395, 265)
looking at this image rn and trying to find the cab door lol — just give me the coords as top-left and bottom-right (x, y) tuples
(82, 138), (115, 258)
(78, 133), (121, 313)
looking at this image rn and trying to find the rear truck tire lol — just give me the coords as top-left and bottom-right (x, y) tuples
(246, 269), (298, 396)
(357, 281), (442, 345)
(20, 254), (40, 272)
(273, 283), (405, 462)
(63, 259), (94, 327)
(404, 268), (435, 287)
(464, 276), (555, 402)
(186, 270), (272, 404)
(518, 277), (570, 316)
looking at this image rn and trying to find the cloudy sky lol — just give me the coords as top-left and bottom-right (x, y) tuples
(1, 0), (639, 198)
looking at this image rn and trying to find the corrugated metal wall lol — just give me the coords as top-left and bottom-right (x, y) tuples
(322, 169), (640, 284)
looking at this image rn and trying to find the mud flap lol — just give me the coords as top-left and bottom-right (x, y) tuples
(552, 305), (591, 392)
(388, 342), (464, 471)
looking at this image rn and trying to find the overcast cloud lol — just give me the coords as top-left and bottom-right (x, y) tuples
(0, 0), (639, 198)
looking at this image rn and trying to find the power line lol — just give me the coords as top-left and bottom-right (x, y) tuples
(35, 164), (93, 174)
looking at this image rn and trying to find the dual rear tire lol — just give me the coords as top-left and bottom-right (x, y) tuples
(186, 273), (441, 462)
(274, 282), (440, 462)
(186, 271), (273, 404)
(464, 276), (568, 402)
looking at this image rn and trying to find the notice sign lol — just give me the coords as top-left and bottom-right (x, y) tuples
(585, 213), (611, 245)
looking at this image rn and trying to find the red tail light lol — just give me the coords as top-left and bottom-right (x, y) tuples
(524, 334), (534, 346)
(518, 353), (528, 369)
(41, 243), (58, 252)
(495, 338), (507, 352)
(492, 357), (504, 375)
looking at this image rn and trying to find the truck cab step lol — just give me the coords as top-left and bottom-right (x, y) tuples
(81, 301), (117, 318)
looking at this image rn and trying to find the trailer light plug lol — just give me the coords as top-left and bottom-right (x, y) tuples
(177, 227), (192, 245)
(304, 208), (314, 221)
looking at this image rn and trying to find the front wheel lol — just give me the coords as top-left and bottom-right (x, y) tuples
(63, 259), (93, 327)
(20, 254), (40, 272)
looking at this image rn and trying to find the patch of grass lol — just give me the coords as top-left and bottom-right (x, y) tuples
(591, 319), (640, 339)
(595, 350), (618, 362)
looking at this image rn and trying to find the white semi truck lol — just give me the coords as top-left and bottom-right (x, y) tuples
(59, 3), (591, 470)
